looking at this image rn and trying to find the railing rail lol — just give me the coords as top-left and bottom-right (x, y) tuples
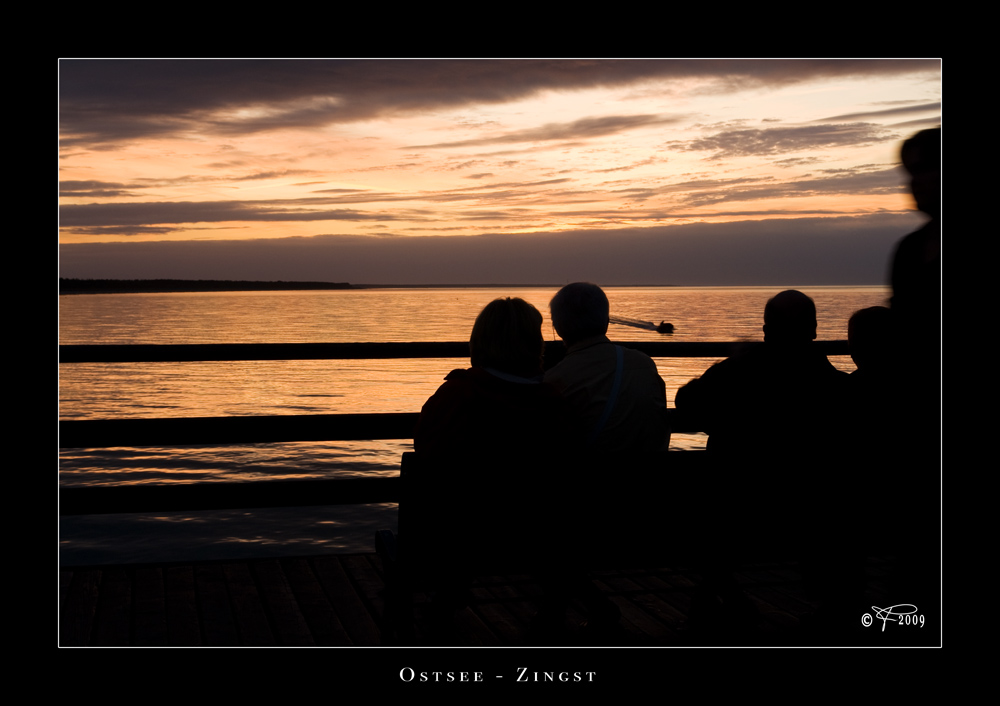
(60, 477), (399, 515)
(59, 413), (421, 448)
(58, 340), (850, 363)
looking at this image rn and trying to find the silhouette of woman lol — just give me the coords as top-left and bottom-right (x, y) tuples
(413, 297), (580, 636)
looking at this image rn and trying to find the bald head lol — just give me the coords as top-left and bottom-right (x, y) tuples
(763, 290), (817, 343)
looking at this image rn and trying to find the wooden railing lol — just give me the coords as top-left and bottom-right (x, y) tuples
(59, 340), (849, 363)
(59, 340), (850, 515)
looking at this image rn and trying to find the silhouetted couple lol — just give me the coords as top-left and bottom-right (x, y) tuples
(416, 283), (670, 462)
(413, 283), (671, 640)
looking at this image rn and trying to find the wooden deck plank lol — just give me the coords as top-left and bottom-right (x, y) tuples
(735, 565), (818, 616)
(60, 568), (100, 646)
(59, 569), (73, 614)
(667, 566), (796, 638)
(94, 569), (131, 646)
(627, 591), (687, 639)
(467, 584), (522, 645)
(310, 555), (379, 646)
(479, 577), (545, 632)
(590, 576), (675, 644)
(280, 557), (348, 647)
(737, 584), (813, 631)
(165, 565), (201, 646)
(134, 567), (168, 646)
(222, 562), (274, 646)
(195, 562), (240, 647)
(252, 559), (315, 646)
(59, 552), (898, 647)
(449, 598), (503, 647)
(340, 554), (387, 626)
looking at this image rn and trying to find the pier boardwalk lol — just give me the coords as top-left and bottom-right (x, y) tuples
(60, 551), (916, 647)
(59, 340), (939, 648)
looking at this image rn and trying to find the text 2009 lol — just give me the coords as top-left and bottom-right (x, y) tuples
(861, 604), (925, 631)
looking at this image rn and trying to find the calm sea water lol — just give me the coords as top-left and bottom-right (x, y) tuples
(59, 285), (890, 563)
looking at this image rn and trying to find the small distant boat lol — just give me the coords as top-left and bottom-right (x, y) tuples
(609, 315), (675, 335)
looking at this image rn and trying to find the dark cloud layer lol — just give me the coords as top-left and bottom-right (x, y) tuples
(60, 59), (939, 147)
(408, 114), (683, 149)
(676, 167), (905, 207)
(60, 165), (910, 236)
(60, 200), (395, 228)
(59, 212), (921, 286)
(821, 102), (941, 122)
(59, 178), (585, 234)
(60, 180), (138, 198)
(680, 123), (898, 160)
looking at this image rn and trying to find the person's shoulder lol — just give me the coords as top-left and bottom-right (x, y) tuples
(443, 367), (473, 382)
(685, 346), (765, 389)
(542, 351), (582, 384)
(541, 362), (563, 385)
(621, 344), (653, 360)
(433, 367), (477, 389)
(426, 367), (478, 400)
(621, 344), (661, 372)
(895, 218), (939, 253)
(703, 347), (752, 374)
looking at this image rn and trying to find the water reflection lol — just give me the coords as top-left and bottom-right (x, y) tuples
(60, 286), (889, 483)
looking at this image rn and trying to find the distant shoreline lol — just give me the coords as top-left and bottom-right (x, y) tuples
(59, 279), (883, 294)
(58, 279), (677, 294)
(59, 279), (355, 295)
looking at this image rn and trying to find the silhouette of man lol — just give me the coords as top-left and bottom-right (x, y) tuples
(675, 290), (850, 632)
(892, 127), (940, 341)
(889, 127), (940, 452)
(885, 128), (940, 633)
(844, 306), (900, 596)
(848, 305), (894, 378)
(674, 289), (851, 552)
(544, 282), (670, 460)
(542, 282), (670, 633)
(675, 289), (846, 460)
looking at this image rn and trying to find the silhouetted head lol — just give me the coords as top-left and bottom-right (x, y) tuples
(549, 282), (610, 345)
(901, 127), (940, 219)
(469, 297), (544, 377)
(763, 290), (817, 344)
(848, 306), (893, 371)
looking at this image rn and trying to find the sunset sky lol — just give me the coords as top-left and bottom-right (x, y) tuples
(59, 59), (941, 285)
